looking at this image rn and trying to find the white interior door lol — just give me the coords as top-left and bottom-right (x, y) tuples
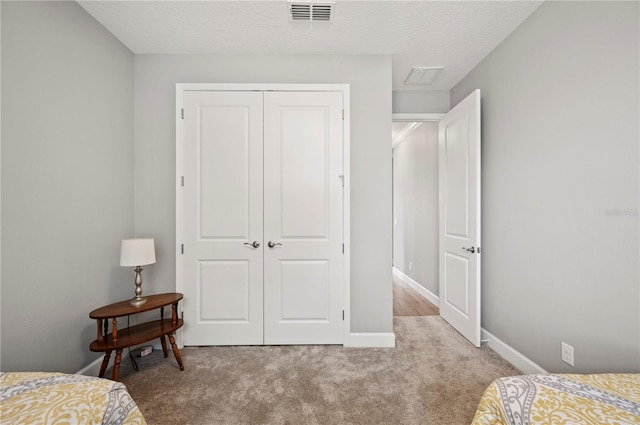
(182, 91), (264, 345)
(438, 89), (481, 347)
(263, 92), (344, 344)
(181, 88), (344, 346)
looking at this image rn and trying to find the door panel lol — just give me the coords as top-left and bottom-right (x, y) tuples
(182, 91), (264, 345)
(263, 91), (344, 344)
(280, 108), (329, 238)
(443, 118), (470, 238)
(198, 106), (253, 239)
(439, 89), (481, 347)
(199, 260), (250, 321)
(280, 260), (329, 320)
(443, 253), (469, 316)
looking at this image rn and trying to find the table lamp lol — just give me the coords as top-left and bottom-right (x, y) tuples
(120, 238), (156, 306)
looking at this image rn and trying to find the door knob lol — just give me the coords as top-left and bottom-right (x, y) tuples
(267, 241), (282, 248)
(244, 241), (260, 248)
(462, 246), (475, 254)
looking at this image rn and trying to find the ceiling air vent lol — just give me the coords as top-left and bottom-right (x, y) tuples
(288, 1), (335, 23)
(404, 67), (445, 85)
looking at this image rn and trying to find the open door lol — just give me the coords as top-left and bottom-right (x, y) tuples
(438, 89), (481, 347)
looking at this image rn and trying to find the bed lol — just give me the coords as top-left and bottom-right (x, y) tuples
(0, 372), (147, 424)
(472, 373), (640, 425)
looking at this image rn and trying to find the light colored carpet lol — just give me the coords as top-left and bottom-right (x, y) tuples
(119, 317), (520, 425)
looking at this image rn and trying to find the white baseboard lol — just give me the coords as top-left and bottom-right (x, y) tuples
(481, 328), (547, 375)
(392, 267), (439, 307)
(75, 351), (131, 377)
(75, 356), (105, 376)
(346, 332), (396, 347)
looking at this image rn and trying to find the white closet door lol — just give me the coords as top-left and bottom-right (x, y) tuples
(182, 91), (264, 345)
(263, 91), (344, 344)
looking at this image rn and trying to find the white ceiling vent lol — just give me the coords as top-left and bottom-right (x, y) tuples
(404, 67), (445, 85)
(288, 1), (335, 23)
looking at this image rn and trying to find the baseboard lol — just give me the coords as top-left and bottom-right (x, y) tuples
(392, 267), (439, 307)
(75, 351), (130, 377)
(75, 356), (105, 376)
(345, 332), (396, 347)
(481, 328), (547, 375)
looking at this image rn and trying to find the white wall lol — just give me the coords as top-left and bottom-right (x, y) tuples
(1, 1), (135, 372)
(393, 123), (439, 296)
(134, 55), (393, 334)
(452, 1), (639, 372)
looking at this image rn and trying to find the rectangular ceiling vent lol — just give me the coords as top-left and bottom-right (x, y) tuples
(288, 1), (335, 23)
(404, 67), (445, 85)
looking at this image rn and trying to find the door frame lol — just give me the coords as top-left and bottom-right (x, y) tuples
(391, 113), (444, 308)
(393, 102), (482, 347)
(175, 83), (351, 347)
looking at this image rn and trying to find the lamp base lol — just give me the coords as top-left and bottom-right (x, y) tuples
(130, 297), (148, 307)
(130, 266), (147, 306)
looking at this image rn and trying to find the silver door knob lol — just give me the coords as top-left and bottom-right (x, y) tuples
(462, 246), (475, 253)
(244, 241), (260, 248)
(267, 241), (282, 248)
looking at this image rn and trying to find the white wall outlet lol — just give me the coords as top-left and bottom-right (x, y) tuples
(561, 342), (574, 366)
(409, 261), (412, 271)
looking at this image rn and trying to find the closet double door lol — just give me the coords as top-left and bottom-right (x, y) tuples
(181, 90), (344, 346)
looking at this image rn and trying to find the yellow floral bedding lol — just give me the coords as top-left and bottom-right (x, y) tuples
(0, 372), (147, 425)
(472, 373), (640, 425)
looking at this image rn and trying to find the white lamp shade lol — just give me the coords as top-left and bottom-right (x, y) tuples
(120, 238), (156, 267)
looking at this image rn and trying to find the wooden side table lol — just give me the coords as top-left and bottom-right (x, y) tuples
(89, 292), (185, 381)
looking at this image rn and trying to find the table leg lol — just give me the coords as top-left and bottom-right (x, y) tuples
(98, 351), (111, 378)
(112, 349), (123, 381)
(161, 335), (169, 358)
(168, 334), (185, 371)
(112, 318), (118, 345)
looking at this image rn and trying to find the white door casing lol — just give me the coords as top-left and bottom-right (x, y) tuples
(178, 85), (347, 346)
(182, 91), (265, 345)
(263, 92), (344, 344)
(438, 89), (482, 347)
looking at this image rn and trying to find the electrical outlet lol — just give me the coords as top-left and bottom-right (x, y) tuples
(561, 342), (574, 366)
(409, 261), (412, 271)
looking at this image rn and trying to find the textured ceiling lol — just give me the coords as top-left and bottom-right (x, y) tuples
(78, 0), (543, 91)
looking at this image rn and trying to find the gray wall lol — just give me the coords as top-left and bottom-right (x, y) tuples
(393, 123), (439, 296)
(1, 1), (135, 372)
(452, 1), (639, 373)
(392, 91), (450, 114)
(134, 55), (393, 334)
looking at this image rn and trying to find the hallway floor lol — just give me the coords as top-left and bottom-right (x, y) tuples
(393, 277), (439, 316)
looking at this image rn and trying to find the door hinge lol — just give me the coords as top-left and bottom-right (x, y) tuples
(342, 109), (344, 120)
(181, 244), (184, 254)
(338, 175), (344, 187)
(342, 310), (345, 321)
(181, 176), (184, 187)
(181, 108), (184, 119)
(342, 243), (344, 254)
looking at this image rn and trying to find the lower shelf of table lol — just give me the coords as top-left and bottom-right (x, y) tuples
(90, 319), (183, 352)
